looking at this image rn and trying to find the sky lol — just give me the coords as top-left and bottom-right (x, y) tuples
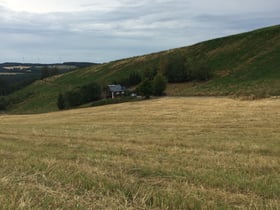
(0, 0), (279, 63)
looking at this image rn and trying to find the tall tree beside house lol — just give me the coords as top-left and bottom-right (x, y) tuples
(153, 74), (167, 96)
(137, 79), (153, 99)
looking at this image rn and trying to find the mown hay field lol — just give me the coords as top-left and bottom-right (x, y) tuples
(0, 97), (279, 209)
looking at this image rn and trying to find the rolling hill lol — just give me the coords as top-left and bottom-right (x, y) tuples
(4, 24), (280, 113)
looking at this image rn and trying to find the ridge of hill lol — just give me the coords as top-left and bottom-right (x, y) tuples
(4, 25), (280, 113)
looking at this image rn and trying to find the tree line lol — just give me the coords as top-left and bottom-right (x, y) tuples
(57, 54), (213, 110)
(161, 54), (212, 83)
(57, 82), (102, 110)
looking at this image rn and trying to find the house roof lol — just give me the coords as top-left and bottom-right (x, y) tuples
(108, 84), (125, 92)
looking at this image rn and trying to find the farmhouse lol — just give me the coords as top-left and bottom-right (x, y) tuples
(107, 84), (126, 99)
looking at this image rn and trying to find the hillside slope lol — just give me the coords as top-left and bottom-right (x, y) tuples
(6, 25), (280, 113)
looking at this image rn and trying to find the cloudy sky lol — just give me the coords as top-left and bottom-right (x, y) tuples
(0, 0), (279, 63)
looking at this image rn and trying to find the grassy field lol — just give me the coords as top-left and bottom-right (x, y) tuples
(0, 97), (279, 209)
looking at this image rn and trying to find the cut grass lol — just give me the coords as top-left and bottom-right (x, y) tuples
(0, 97), (279, 209)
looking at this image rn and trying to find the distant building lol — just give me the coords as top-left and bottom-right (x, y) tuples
(3, 66), (31, 71)
(107, 84), (126, 99)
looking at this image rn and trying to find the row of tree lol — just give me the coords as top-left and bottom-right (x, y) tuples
(56, 73), (167, 109)
(41, 67), (59, 80)
(56, 54), (212, 109)
(57, 82), (101, 110)
(161, 54), (212, 83)
(136, 74), (167, 98)
(112, 71), (142, 87)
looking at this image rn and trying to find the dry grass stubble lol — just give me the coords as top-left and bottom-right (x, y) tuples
(0, 97), (279, 209)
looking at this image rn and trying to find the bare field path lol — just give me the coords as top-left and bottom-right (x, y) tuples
(0, 97), (279, 209)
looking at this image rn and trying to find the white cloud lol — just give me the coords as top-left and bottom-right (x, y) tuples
(0, 0), (279, 63)
(0, 0), (122, 13)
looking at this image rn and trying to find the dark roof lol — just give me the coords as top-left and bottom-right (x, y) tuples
(108, 84), (125, 92)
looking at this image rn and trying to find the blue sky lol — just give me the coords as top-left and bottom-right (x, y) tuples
(0, 0), (279, 63)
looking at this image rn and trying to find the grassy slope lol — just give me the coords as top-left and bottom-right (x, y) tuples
(0, 97), (279, 209)
(7, 25), (280, 113)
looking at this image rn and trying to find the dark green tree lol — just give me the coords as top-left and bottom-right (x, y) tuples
(0, 97), (8, 110)
(137, 79), (153, 99)
(113, 71), (142, 87)
(80, 82), (102, 104)
(128, 71), (142, 86)
(189, 60), (212, 81)
(153, 74), (167, 96)
(142, 67), (157, 80)
(41, 66), (59, 80)
(165, 55), (189, 83)
(0, 79), (8, 96)
(158, 56), (169, 75)
(61, 82), (102, 109)
(41, 66), (50, 79)
(64, 89), (82, 108)
(57, 93), (65, 110)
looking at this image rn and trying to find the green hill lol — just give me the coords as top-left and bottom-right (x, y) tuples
(5, 25), (280, 113)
